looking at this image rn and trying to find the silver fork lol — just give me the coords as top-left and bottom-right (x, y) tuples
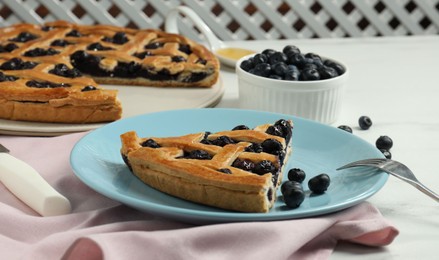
(337, 158), (439, 203)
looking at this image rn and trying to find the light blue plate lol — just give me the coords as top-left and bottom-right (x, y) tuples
(70, 108), (387, 223)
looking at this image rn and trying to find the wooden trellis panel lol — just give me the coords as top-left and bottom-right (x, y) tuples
(0, 0), (438, 41)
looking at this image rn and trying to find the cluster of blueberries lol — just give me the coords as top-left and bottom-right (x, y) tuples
(281, 169), (330, 209)
(240, 45), (345, 81)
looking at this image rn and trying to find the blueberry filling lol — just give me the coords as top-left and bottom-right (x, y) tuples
(41, 26), (53, 31)
(261, 139), (283, 155)
(210, 136), (235, 147)
(103, 32), (129, 45)
(178, 44), (191, 54)
(23, 48), (59, 57)
(69, 51), (209, 82)
(70, 51), (103, 75)
(266, 119), (292, 145)
(218, 168), (232, 174)
(244, 143), (262, 153)
(112, 61), (142, 78)
(133, 51), (152, 59)
(180, 150), (212, 160)
(266, 125), (283, 137)
(81, 85), (97, 92)
(9, 32), (38, 42)
(232, 158), (279, 177)
(50, 39), (73, 47)
(232, 159), (255, 172)
(144, 42), (164, 49)
(66, 30), (82, 37)
(261, 139), (286, 164)
(0, 58), (38, 70)
(87, 42), (114, 51)
(26, 80), (71, 88)
(121, 153), (132, 171)
(267, 188), (273, 201)
(0, 43), (19, 53)
(200, 132), (212, 145)
(171, 56), (186, 62)
(253, 160), (276, 175)
(140, 139), (160, 148)
(232, 125), (249, 130)
(196, 58), (207, 65)
(49, 64), (82, 78)
(0, 72), (18, 82)
(182, 72), (207, 83)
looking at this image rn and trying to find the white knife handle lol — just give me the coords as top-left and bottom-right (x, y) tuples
(0, 153), (71, 216)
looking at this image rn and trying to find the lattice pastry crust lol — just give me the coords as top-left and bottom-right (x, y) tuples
(0, 21), (219, 123)
(120, 119), (293, 213)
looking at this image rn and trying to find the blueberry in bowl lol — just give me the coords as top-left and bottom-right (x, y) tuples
(236, 45), (348, 124)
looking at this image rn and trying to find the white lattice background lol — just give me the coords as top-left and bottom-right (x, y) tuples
(0, 0), (438, 41)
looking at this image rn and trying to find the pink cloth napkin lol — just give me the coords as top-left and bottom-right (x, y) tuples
(0, 132), (398, 260)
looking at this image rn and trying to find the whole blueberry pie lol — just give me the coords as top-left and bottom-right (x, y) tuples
(120, 119), (293, 213)
(0, 21), (219, 123)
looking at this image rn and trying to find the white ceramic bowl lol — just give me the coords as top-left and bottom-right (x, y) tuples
(236, 54), (349, 124)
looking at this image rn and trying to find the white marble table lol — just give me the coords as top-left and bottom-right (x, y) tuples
(214, 35), (439, 259)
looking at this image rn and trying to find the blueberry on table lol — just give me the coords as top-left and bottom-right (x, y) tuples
(358, 116), (372, 130)
(308, 173), (330, 194)
(380, 149), (392, 159)
(337, 125), (353, 133)
(288, 168), (306, 183)
(281, 181), (305, 209)
(376, 135), (393, 150)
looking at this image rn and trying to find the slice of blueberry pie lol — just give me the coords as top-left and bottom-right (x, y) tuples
(120, 119), (293, 213)
(0, 21), (219, 123)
